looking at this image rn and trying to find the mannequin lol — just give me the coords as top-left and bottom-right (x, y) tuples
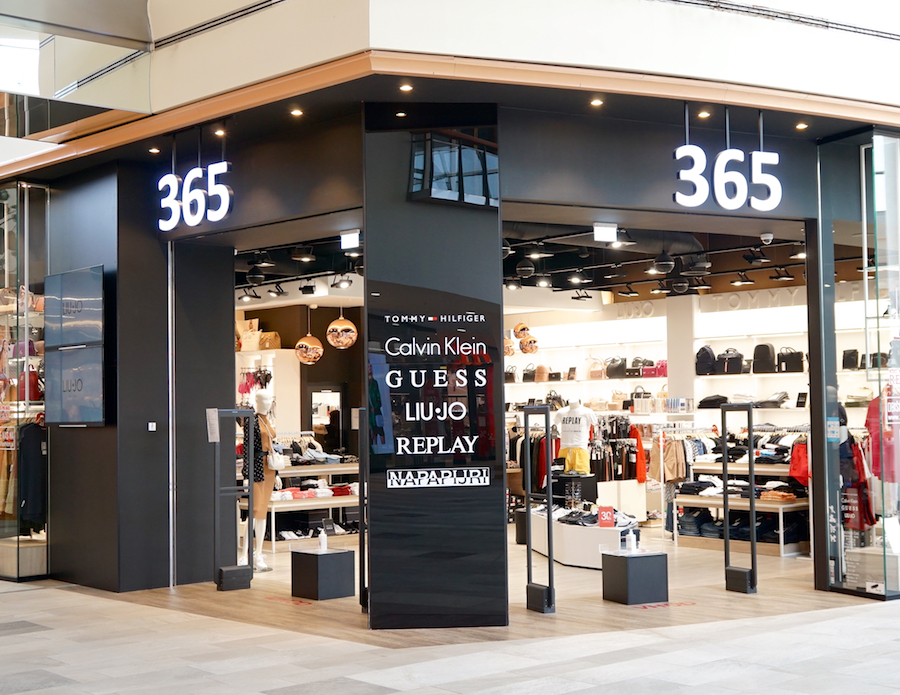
(240, 389), (277, 571)
(553, 399), (597, 474)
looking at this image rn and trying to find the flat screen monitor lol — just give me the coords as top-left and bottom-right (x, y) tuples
(44, 266), (104, 348)
(44, 346), (104, 425)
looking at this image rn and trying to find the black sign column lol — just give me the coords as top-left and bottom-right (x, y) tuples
(363, 104), (507, 629)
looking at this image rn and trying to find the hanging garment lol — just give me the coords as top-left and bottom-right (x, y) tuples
(789, 441), (809, 486)
(18, 423), (47, 527)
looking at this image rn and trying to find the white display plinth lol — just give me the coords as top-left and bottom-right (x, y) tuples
(530, 511), (624, 570)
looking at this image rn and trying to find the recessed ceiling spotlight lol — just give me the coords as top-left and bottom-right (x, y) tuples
(268, 283), (288, 297)
(345, 250), (362, 258)
(291, 247), (315, 262)
(214, 129), (225, 136)
(516, 258), (536, 278)
(590, 98), (603, 107)
(396, 112), (407, 118)
(790, 244), (807, 260)
(505, 279), (522, 290)
(290, 109), (303, 116)
(618, 284), (639, 298)
(148, 147), (160, 154)
(731, 271), (755, 286)
(239, 287), (261, 302)
(796, 122), (809, 130)
(399, 84), (413, 92)
(698, 111), (711, 119)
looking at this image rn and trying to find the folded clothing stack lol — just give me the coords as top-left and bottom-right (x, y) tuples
(679, 508), (714, 536)
(760, 489), (798, 502)
(680, 480), (715, 496)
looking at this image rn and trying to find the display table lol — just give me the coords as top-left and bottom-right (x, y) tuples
(530, 511), (625, 570)
(291, 548), (355, 600)
(602, 550), (668, 605)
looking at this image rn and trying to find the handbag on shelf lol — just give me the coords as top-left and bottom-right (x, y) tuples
(548, 369), (562, 381)
(504, 366), (517, 383)
(695, 345), (716, 375)
(741, 359), (753, 374)
(631, 385), (652, 400)
(610, 390), (628, 411)
(522, 364), (537, 383)
(777, 347), (804, 373)
(565, 367), (577, 381)
(869, 352), (889, 369)
(547, 390), (566, 411)
(845, 387), (873, 407)
(12, 340), (35, 358)
(606, 357), (627, 379)
(258, 331), (282, 350)
(625, 367), (642, 377)
(657, 359), (668, 377)
(240, 329), (261, 352)
(715, 348), (743, 374)
(588, 360), (606, 380)
(587, 398), (608, 412)
(632, 357), (654, 368)
(535, 365), (550, 383)
(657, 383), (668, 398)
(17, 364), (42, 401)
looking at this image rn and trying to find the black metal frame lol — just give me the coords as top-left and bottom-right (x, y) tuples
(523, 405), (555, 613)
(212, 408), (254, 584)
(720, 403), (758, 594)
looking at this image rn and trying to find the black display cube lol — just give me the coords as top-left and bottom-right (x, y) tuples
(291, 549), (355, 600)
(552, 473), (597, 506)
(602, 551), (668, 605)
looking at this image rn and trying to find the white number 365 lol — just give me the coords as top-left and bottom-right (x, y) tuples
(674, 145), (782, 212)
(158, 160), (233, 232)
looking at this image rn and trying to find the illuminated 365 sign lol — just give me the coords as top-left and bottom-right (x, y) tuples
(674, 145), (782, 212)
(158, 160), (232, 232)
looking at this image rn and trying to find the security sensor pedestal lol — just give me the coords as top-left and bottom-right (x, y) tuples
(523, 405), (556, 613)
(720, 404), (758, 594)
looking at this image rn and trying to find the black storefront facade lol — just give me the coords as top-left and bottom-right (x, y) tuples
(3, 80), (890, 626)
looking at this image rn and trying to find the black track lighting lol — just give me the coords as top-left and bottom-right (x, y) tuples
(731, 272), (755, 286)
(571, 289), (592, 301)
(789, 244), (807, 260)
(331, 274), (352, 289)
(743, 248), (771, 266)
(239, 287), (260, 302)
(692, 278), (712, 290)
(568, 269), (588, 284)
(536, 275), (552, 288)
(603, 264), (626, 279)
(268, 283), (288, 297)
(505, 279), (522, 290)
(291, 247), (316, 262)
(255, 251), (275, 268)
(618, 284), (639, 297)
(770, 267), (795, 282)
(300, 283), (316, 295)
(650, 281), (671, 295)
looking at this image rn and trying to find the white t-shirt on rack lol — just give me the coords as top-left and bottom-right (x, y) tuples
(554, 403), (597, 450)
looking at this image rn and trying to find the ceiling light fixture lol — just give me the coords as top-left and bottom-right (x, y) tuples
(770, 267), (795, 282)
(502, 239), (513, 259)
(572, 289), (592, 301)
(331, 274), (352, 289)
(698, 111), (711, 119)
(645, 265), (661, 275)
(603, 265), (626, 279)
(246, 266), (265, 285)
(254, 251), (275, 268)
(268, 283), (288, 297)
(578, 247), (591, 259)
(790, 244), (807, 260)
(300, 282), (316, 295)
(526, 244), (553, 260)
(618, 284), (639, 298)
(654, 251), (675, 274)
(650, 281), (671, 295)
(516, 258), (536, 277)
(396, 111), (407, 117)
(681, 254), (712, 276)
(743, 247), (771, 265)
(796, 122), (809, 130)
(505, 279), (522, 290)
(568, 270), (588, 284)
(239, 288), (260, 302)
(590, 98), (603, 107)
(214, 129), (225, 136)
(536, 275), (552, 288)
(692, 278), (713, 291)
(290, 109), (303, 116)
(399, 84), (413, 92)
(295, 305), (324, 365)
(731, 272), (755, 286)
(345, 250), (362, 258)
(148, 147), (160, 154)
(291, 247), (316, 262)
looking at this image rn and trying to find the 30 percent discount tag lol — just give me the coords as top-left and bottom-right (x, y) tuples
(597, 506), (615, 528)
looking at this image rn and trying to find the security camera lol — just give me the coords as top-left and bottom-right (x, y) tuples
(760, 232), (774, 245)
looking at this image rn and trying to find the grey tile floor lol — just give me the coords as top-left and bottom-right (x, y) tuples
(2, 579), (900, 694)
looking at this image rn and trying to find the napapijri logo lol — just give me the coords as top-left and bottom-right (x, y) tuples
(384, 313), (486, 324)
(387, 467), (491, 489)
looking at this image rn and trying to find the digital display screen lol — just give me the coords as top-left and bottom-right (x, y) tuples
(44, 346), (104, 425)
(44, 266), (104, 348)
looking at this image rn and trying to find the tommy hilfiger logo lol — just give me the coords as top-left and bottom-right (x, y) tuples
(384, 313), (486, 324)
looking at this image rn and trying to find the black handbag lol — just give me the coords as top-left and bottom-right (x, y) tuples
(842, 349), (859, 370)
(695, 345), (716, 375)
(522, 364), (536, 382)
(699, 395), (729, 409)
(631, 385), (652, 399)
(606, 357), (627, 379)
(715, 348), (743, 374)
(625, 368), (642, 377)
(505, 366), (517, 383)
(632, 357), (654, 368)
(870, 352), (889, 369)
(741, 360), (753, 374)
(548, 370), (562, 381)
(777, 348), (804, 373)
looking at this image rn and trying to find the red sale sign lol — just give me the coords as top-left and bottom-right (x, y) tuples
(597, 506), (615, 528)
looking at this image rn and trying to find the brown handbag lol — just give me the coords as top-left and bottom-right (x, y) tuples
(588, 360), (606, 380)
(535, 365), (550, 382)
(258, 332), (282, 350)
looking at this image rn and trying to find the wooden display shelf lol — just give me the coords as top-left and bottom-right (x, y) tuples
(676, 534), (809, 557)
(239, 495), (359, 514)
(280, 463), (359, 477)
(691, 463), (794, 476)
(675, 494), (809, 513)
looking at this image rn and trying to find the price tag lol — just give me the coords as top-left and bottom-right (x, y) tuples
(597, 506), (615, 528)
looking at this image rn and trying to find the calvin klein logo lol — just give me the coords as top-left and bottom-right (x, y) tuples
(63, 379), (83, 393)
(63, 300), (83, 316)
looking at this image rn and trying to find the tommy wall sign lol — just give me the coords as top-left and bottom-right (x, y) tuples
(674, 145), (782, 212)
(158, 160), (233, 231)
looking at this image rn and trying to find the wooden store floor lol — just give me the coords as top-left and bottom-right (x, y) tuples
(78, 527), (869, 650)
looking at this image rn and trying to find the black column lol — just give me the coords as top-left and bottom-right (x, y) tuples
(363, 105), (508, 629)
